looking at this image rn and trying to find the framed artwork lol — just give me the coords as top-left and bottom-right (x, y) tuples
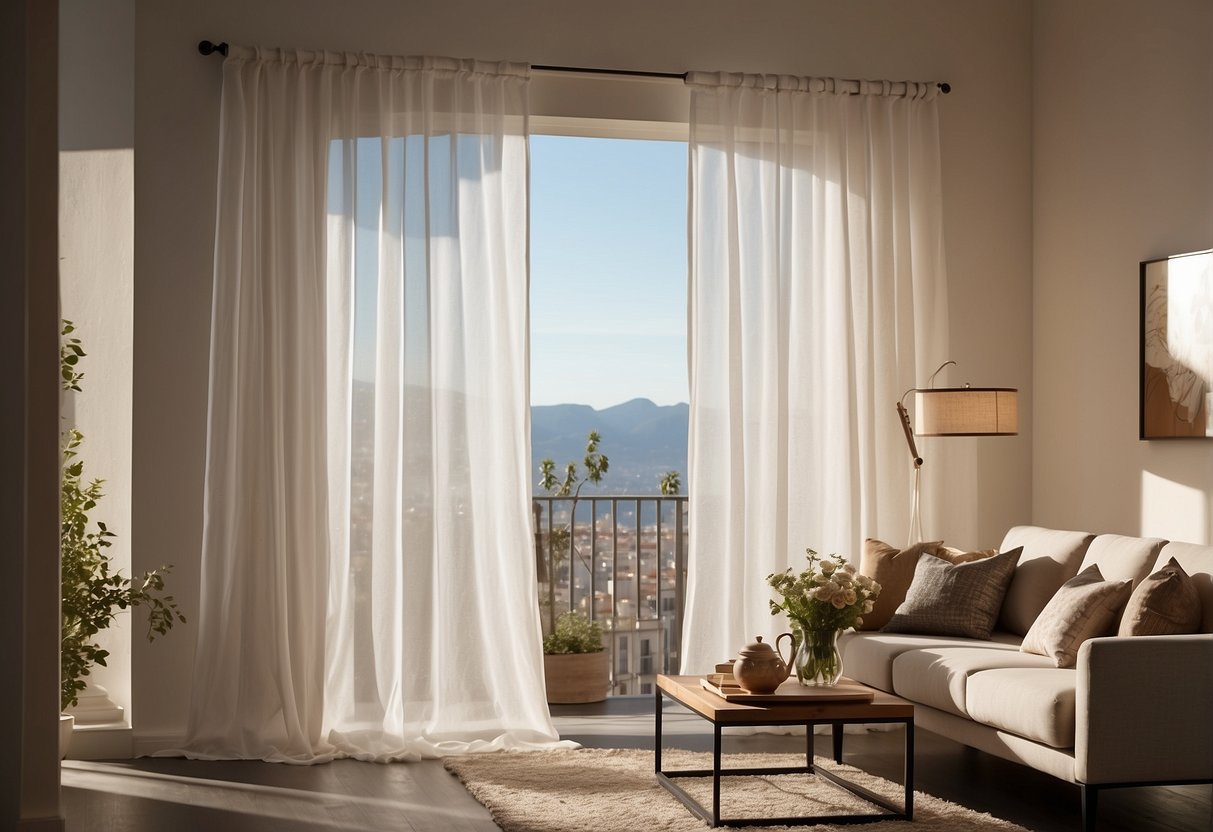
(1141, 249), (1213, 439)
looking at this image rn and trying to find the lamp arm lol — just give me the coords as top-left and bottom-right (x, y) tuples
(926, 359), (957, 388)
(896, 400), (923, 469)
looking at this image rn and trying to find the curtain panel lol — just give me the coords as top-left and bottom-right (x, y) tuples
(681, 72), (948, 674)
(182, 47), (567, 762)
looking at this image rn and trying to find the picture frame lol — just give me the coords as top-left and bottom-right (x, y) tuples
(1140, 249), (1213, 439)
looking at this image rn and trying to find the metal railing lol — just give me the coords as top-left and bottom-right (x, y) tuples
(533, 494), (688, 695)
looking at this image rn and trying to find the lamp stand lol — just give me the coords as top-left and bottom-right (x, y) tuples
(907, 466), (922, 547)
(896, 399), (924, 545)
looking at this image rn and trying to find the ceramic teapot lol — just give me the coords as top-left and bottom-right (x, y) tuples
(732, 633), (798, 694)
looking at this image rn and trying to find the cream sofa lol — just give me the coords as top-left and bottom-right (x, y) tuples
(839, 526), (1213, 831)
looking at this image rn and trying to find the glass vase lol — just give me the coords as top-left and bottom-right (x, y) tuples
(795, 627), (843, 687)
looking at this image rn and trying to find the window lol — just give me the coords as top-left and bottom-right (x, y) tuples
(530, 133), (688, 490)
(530, 133), (690, 688)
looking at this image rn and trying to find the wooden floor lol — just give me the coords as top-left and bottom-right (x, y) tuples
(62, 697), (1211, 832)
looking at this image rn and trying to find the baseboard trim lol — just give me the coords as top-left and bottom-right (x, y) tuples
(67, 724), (133, 761)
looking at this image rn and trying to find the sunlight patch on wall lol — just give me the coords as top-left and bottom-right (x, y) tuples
(1141, 469), (1208, 543)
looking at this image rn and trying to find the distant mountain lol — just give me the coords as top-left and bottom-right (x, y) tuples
(531, 398), (688, 496)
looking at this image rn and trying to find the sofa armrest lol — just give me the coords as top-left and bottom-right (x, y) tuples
(1076, 633), (1213, 784)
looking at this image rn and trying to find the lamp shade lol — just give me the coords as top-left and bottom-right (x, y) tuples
(913, 387), (1018, 436)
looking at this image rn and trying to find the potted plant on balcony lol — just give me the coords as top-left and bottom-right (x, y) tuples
(536, 431), (608, 632)
(542, 611), (609, 704)
(59, 322), (185, 756)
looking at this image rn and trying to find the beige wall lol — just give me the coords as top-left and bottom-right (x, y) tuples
(131, 0), (1034, 745)
(1032, 1), (1213, 542)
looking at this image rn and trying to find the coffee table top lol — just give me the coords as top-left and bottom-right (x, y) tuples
(657, 674), (913, 725)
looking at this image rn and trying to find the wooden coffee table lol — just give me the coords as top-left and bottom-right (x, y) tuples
(655, 674), (915, 827)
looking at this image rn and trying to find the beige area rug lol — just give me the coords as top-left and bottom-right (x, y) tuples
(444, 748), (1031, 831)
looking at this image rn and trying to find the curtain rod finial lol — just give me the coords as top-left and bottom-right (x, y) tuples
(937, 82), (951, 94)
(199, 40), (229, 57)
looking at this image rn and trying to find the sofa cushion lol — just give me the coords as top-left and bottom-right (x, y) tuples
(965, 667), (1077, 748)
(882, 548), (1021, 639)
(838, 631), (1021, 693)
(1078, 534), (1166, 588)
(891, 646), (1055, 716)
(1020, 565), (1132, 668)
(998, 526), (1095, 636)
(1152, 542), (1213, 633)
(858, 539), (993, 630)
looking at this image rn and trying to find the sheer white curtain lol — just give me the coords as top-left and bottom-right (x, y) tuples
(682, 74), (948, 674)
(182, 48), (567, 762)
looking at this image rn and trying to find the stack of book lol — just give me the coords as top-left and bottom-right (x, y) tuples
(706, 661), (742, 693)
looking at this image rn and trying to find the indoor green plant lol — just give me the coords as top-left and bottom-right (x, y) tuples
(542, 611), (608, 704)
(59, 321), (185, 724)
(767, 549), (881, 687)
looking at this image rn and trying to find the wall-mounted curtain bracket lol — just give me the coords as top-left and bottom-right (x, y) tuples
(198, 40), (228, 57)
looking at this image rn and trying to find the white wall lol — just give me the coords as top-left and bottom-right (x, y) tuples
(131, 0), (1034, 745)
(59, 149), (135, 721)
(1032, 1), (1213, 542)
(59, 0), (136, 754)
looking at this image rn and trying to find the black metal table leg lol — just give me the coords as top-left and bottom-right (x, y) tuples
(832, 721), (844, 763)
(654, 686), (663, 774)
(712, 724), (722, 827)
(805, 720), (816, 768)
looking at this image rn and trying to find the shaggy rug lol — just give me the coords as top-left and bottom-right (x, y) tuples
(444, 748), (1031, 831)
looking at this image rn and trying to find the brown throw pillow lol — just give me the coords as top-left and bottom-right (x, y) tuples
(1021, 564), (1132, 667)
(881, 547), (1023, 639)
(859, 540), (943, 630)
(939, 545), (999, 563)
(1118, 557), (1201, 637)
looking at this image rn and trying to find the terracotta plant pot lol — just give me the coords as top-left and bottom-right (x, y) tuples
(543, 651), (609, 704)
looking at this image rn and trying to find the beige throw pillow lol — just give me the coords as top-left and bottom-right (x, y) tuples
(1118, 557), (1201, 637)
(881, 547), (1022, 640)
(1021, 564), (1132, 668)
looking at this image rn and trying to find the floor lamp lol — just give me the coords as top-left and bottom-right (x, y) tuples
(896, 361), (1018, 545)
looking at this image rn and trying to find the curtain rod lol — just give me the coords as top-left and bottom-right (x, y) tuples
(197, 42), (951, 94)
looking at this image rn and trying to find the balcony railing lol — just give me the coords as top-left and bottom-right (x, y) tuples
(533, 494), (688, 696)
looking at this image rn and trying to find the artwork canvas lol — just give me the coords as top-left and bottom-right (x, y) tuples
(1141, 250), (1213, 438)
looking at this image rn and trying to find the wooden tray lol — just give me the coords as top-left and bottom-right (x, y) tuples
(699, 676), (876, 704)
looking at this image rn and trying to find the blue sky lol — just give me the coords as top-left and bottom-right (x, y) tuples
(529, 135), (688, 409)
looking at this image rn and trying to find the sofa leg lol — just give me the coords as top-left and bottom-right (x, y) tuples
(1081, 784), (1098, 832)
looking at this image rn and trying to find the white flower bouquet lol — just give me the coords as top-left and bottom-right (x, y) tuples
(767, 549), (881, 685)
